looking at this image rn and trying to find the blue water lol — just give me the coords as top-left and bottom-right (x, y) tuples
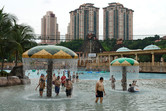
(5, 70), (166, 80)
(23, 70), (166, 80)
(75, 72), (166, 80)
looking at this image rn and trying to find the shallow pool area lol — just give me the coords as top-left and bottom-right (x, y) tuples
(1, 77), (166, 111)
(25, 69), (166, 80)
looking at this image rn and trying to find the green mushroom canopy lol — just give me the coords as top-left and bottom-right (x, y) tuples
(110, 58), (139, 80)
(22, 45), (78, 71)
(110, 58), (139, 66)
(110, 58), (139, 91)
(22, 45), (78, 59)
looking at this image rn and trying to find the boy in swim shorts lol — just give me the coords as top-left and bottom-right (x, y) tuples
(36, 74), (45, 97)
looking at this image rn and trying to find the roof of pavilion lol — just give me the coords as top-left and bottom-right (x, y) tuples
(116, 47), (131, 52)
(98, 49), (166, 56)
(143, 44), (161, 50)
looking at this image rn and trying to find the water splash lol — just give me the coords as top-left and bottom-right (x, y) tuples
(110, 66), (139, 80)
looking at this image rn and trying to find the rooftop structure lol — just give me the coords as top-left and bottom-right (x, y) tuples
(143, 44), (161, 50)
(116, 47), (130, 52)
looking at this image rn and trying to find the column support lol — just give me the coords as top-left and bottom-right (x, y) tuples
(152, 52), (154, 66)
(135, 54), (138, 61)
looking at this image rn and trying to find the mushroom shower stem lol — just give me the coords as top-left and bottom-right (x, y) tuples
(47, 60), (53, 97)
(122, 66), (127, 91)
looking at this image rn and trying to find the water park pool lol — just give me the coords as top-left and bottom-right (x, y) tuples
(25, 69), (166, 80)
(1, 70), (166, 111)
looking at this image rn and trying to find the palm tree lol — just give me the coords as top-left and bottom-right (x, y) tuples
(9, 23), (37, 66)
(0, 8), (16, 73)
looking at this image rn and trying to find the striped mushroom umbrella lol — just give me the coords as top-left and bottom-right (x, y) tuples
(110, 58), (139, 91)
(22, 45), (78, 97)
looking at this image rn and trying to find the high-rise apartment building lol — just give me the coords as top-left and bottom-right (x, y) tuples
(66, 3), (99, 41)
(41, 11), (60, 44)
(103, 3), (134, 40)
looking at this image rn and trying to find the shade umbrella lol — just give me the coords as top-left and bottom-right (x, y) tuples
(110, 58), (139, 91)
(22, 45), (78, 97)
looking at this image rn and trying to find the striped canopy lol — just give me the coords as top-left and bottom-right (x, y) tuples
(143, 44), (160, 50)
(116, 47), (130, 52)
(110, 58), (139, 66)
(22, 45), (78, 59)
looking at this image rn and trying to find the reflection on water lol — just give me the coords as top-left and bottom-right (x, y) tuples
(1, 79), (166, 111)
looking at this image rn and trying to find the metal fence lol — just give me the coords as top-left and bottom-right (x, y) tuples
(32, 34), (166, 42)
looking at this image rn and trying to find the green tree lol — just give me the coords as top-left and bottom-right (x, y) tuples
(155, 40), (166, 49)
(9, 23), (37, 66)
(0, 8), (16, 73)
(138, 55), (151, 62)
(100, 38), (116, 51)
(58, 39), (83, 52)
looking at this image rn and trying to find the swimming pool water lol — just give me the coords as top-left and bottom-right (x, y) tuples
(1, 79), (166, 111)
(24, 70), (166, 80)
(2, 70), (166, 111)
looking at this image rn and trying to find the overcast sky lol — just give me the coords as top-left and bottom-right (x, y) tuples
(0, 0), (166, 39)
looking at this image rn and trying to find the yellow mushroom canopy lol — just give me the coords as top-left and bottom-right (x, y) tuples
(22, 45), (78, 59)
(110, 58), (139, 66)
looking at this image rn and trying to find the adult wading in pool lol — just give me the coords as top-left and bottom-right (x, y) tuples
(110, 75), (116, 90)
(54, 76), (61, 96)
(95, 77), (106, 103)
(61, 72), (66, 87)
(65, 79), (73, 97)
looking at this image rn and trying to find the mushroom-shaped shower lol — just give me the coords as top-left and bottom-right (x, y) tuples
(22, 45), (78, 97)
(110, 58), (139, 91)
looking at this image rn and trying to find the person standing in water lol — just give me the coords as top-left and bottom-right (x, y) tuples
(37, 70), (39, 75)
(76, 73), (79, 82)
(95, 77), (106, 103)
(36, 74), (45, 97)
(65, 79), (73, 97)
(61, 72), (66, 87)
(67, 70), (70, 78)
(68, 73), (71, 81)
(72, 72), (76, 83)
(110, 75), (116, 90)
(52, 73), (57, 85)
(132, 80), (138, 87)
(54, 76), (61, 96)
